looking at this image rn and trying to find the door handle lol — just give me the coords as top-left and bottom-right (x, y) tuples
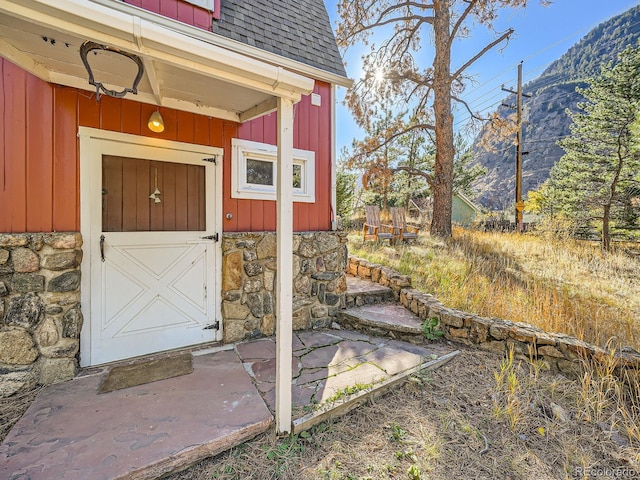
(100, 234), (105, 262)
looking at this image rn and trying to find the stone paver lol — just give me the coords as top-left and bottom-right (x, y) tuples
(0, 350), (273, 480)
(339, 304), (423, 333)
(346, 275), (392, 295)
(249, 356), (301, 383)
(295, 363), (354, 386)
(384, 339), (451, 357)
(237, 329), (450, 417)
(318, 362), (387, 401)
(235, 338), (276, 360)
(327, 329), (372, 342)
(292, 334), (306, 352)
(296, 331), (342, 349)
(299, 340), (376, 369)
(363, 347), (427, 376)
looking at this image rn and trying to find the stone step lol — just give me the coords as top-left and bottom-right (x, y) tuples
(345, 275), (395, 308)
(337, 304), (425, 343)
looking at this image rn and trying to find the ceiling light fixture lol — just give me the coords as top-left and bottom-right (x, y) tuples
(148, 110), (165, 133)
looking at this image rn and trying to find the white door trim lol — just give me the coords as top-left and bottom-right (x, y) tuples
(79, 127), (223, 367)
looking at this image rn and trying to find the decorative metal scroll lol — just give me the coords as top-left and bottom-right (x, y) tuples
(79, 41), (144, 100)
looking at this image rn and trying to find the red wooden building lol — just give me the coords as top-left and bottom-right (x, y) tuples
(0, 0), (350, 432)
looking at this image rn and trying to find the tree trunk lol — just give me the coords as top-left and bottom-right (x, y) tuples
(430, 0), (454, 238)
(602, 144), (625, 252)
(602, 203), (611, 252)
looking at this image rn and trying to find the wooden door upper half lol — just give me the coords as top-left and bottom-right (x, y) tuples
(102, 156), (206, 232)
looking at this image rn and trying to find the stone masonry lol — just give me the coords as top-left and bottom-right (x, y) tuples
(347, 255), (640, 379)
(221, 232), (348, 343)
(0, 233), (83, 397)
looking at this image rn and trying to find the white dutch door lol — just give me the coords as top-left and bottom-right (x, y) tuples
(83, 132), (222, 366)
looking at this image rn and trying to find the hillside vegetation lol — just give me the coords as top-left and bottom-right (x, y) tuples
(471, 5), (640, 209)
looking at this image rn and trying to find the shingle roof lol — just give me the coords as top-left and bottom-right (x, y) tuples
(212, 0), (347, 79)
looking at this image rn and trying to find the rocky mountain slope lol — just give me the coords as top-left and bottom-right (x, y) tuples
(471, 6), (640, 209)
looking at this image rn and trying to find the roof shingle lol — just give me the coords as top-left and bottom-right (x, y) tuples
(212, 0), (347, 79)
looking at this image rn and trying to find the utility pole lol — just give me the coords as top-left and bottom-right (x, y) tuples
(502, 61), (531, 232)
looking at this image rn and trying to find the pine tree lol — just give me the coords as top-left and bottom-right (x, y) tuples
(549, 45), (640, 251)
(336, 0), (533, 238)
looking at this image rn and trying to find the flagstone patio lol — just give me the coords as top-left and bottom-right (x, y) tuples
(0, 329), (457, 480)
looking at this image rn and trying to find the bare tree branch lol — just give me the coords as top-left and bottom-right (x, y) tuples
(449, 0), (478, 48)
(451, 95), (488, 121)
(338, 1), (436, 43)
(451, 28), (514, 81)
(392, 165), (434, 187)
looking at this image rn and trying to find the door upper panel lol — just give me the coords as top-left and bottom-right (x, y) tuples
(102, 155), (206, 232)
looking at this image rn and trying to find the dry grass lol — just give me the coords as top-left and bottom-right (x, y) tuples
(349, 228), (640, 350)
(166, 346), (640, 480)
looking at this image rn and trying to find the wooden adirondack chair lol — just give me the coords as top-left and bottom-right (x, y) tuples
(390, 207), (420, 242)
(363, 206), (394, 242)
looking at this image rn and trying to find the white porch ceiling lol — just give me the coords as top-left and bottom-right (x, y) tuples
(0, 0), (315, 122)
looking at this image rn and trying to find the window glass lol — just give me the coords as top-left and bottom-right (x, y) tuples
(292, 164), (302, 189)
(246, 158), (274, 186)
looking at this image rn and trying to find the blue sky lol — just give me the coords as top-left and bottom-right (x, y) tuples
(324, 0), (639, 153)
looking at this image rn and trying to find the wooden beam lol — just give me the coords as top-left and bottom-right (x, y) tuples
(275, 96), (294, 435)
(0, 37), (51, 82)
(46, 71), (241, 122)
(239, 97), (277, 123)
(142, 57), (163, 105)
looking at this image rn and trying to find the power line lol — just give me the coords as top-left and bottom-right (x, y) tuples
(454, 73), (589, 127)
(457, 6), (640, 120)
(523, 135), (570, 144)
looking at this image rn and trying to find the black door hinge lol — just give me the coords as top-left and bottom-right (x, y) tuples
(201, 233), (219, 242)
(204, 321), (220, 330)
(203, 157), (217, 164)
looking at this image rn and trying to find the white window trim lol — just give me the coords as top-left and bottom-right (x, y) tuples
(231, 138), (316, 203)
(184, 0), (214, 11)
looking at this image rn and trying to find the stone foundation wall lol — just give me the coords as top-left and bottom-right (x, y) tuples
(0, 233), (83, 397)
(347, 255), (640, 377)
(222, 232), (348, 343)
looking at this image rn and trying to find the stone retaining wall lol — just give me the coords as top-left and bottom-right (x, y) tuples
(0, 233), (83, 397)
(222, 232), (348, 343)
(347, 255), (640, 377)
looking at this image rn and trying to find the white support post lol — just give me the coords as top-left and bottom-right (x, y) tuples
(330, 84), (337, 230)
(275, 96), (294, 435)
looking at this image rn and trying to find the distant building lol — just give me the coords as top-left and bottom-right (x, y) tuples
(452, 192), (483, 227)
(408, 192), (482, 227)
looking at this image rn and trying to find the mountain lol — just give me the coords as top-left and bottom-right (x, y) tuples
(470, 5), (640, 210)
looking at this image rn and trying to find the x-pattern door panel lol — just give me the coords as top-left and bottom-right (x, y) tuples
(96, 232), (214, 363)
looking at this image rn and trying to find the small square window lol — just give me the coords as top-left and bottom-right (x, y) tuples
(246, 158), (274, 186)
(231, 139), (315, 202)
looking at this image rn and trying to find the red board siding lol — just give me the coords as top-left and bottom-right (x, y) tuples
(122, 0), (215, 30)
(0, 59), (334, 234)
(231, 82), (334, 232)
(3, 61), (28, 232)
(26, 74), (54, 232)
(53, 87), (79, 231)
